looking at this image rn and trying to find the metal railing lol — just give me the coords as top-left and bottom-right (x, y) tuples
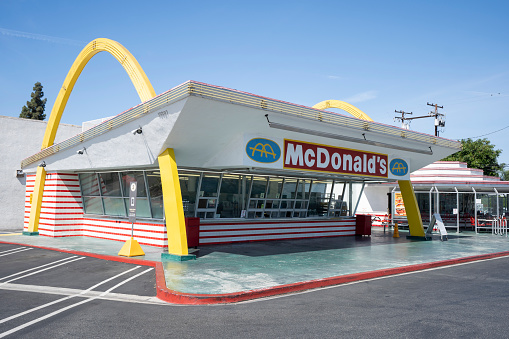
(21, 81), (461, 168)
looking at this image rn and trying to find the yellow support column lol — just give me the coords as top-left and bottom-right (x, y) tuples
(397, 180), (426, 239)
(158, 148), (196, 261)
(25, 166), (46, 235)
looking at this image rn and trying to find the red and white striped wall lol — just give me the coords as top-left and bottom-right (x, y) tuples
(198, 219), (357, 245)
(24, 173), (361, 247)
(24, 173), (83, 237)
(24, 172), (167, 247)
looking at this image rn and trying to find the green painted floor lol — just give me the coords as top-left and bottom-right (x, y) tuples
(3, 229), (509, 295)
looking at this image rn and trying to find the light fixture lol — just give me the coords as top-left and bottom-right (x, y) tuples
(268, 121), (434, 155)
(132, 127), (142, 135)
(16, 169), (24, 178)
(77, 147), (86, 155)
(39, 161), (46, 168)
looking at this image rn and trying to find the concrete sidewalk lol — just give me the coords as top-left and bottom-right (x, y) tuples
(2, 228), (509, 304)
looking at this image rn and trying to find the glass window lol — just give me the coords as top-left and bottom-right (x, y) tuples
(120, 171), (147, 197)
(103, 197), (126, 216)
(250, 177), (268, 198)
(179, 172), (200, 217)
(200, 173), (221, 197)
(98, 173), (122, 196)
(296, 179), (311, 199)
(146, 170), (164, 219)
(83, 196), (103, 214)
(124, 198), (151, 218)
(281, 179), (297, 199)
(218, 174), (243, 218)
(80, 173), (100, 196)
(266, 178), (283, 199)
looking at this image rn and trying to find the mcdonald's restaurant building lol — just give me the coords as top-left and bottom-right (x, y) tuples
(21, 80), (461, 257)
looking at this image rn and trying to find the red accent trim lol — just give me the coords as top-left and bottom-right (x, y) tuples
(84, 217), (164, 227)
(200, 232), (354, 245)
(201, 226), (353, 236)
(200, 229), (354, 239)
(0, 240), (158, 265)
(200, 219), (356, 226)
(155, 250), (509, 304)
(81, 223), (166, 234)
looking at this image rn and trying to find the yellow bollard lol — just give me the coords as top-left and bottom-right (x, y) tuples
(393, 222), (400, 238)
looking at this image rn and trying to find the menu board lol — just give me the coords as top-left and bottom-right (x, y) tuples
(394, 193), (406, 216)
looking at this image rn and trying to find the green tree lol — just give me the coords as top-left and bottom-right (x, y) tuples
(442, 138), (502, 177)
(19, 82), (47, 120)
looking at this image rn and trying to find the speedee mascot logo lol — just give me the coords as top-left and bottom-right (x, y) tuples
(389, 158), (408, 177)
(246, 138), (281, 163)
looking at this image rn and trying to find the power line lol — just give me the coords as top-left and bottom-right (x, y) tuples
(465, 124), (509, 139)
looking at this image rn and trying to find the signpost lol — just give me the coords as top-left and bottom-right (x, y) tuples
(118, 180), (145, 257)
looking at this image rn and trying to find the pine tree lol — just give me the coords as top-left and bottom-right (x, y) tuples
(19, 82), (47, 120)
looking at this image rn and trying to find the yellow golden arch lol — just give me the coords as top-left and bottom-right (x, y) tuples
(312, 100), (374, 122)
(28, 38), (195, 256)
(313, 100), (425, 237)
(41, 38), (156, 148)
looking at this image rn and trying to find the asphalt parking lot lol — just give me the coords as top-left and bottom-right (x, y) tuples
(3, 242), (509, 338)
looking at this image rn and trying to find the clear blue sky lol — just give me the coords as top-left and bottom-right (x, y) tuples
(1, 1), (508, 163)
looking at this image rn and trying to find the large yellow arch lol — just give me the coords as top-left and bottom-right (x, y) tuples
(28, 38), (157, 236)
(313, 100), (373, 122)
(41, 38), (156, 148)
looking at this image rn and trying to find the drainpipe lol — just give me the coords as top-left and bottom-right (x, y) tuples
(454, 187), (459, 233)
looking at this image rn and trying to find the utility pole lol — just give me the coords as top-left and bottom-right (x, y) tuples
(427, 102), (445, 137)
(394, 110), (413, 129)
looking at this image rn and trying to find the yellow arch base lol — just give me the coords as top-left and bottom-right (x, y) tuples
(398, 180), (426, 238)
(28, 38), (156, 234)
(313, 100), (374, 121)
(158, 149), (189, 256)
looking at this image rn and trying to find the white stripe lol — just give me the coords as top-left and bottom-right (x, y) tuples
(0, 256), (78, 281)
(0, 257), (85, 286)
(0, 248), (32, 257)
(0, 247), (26, 255)
(0, 267), (153, 338)
(0, 283), (168, 306)
(0, 266), (141, 324)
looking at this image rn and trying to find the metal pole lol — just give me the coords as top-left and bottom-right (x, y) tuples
(455, 187), (459, 233)
(473, 187), (477, 233)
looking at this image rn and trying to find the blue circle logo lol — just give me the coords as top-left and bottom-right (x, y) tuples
(246, 138), (281, 163)
(389, 158), (408, 176)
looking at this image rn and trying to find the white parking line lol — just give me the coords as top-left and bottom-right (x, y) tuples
(0, 267), (154, 338)
(0, 257), (85, 287)
(0, 266), (141, 324)
(0, 247), (26, 255)
(0, 248), (32, 257)
(0, 256), (79, 281)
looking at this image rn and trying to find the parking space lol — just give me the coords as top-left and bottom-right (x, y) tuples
(0, 243), (164, 338)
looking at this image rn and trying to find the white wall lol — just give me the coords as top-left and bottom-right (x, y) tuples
(0, 116), (81, 230)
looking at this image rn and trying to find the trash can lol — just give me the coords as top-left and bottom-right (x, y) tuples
(185, 217), (200, 248)
(355, 214), (372, 236)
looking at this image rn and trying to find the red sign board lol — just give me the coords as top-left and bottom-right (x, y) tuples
(283, 139), (388, 178)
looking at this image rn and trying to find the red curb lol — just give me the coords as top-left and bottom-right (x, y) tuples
(0, 240), (157, 267)
(155, 250), (509, 305)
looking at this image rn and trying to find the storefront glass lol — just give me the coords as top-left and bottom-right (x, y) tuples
(80, 170), (366, 220)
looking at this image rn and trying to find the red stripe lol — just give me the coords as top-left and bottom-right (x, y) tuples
(200, 219), (356, 226)
(81, 223), (166, 234)
(200, 229), (354, 239)
(155, 251), (509, 305)
(84, 218), (164, 227)
(81, 228), (167, 240)
(200, 224), (355, 233)
(201, 233), (353, 245)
